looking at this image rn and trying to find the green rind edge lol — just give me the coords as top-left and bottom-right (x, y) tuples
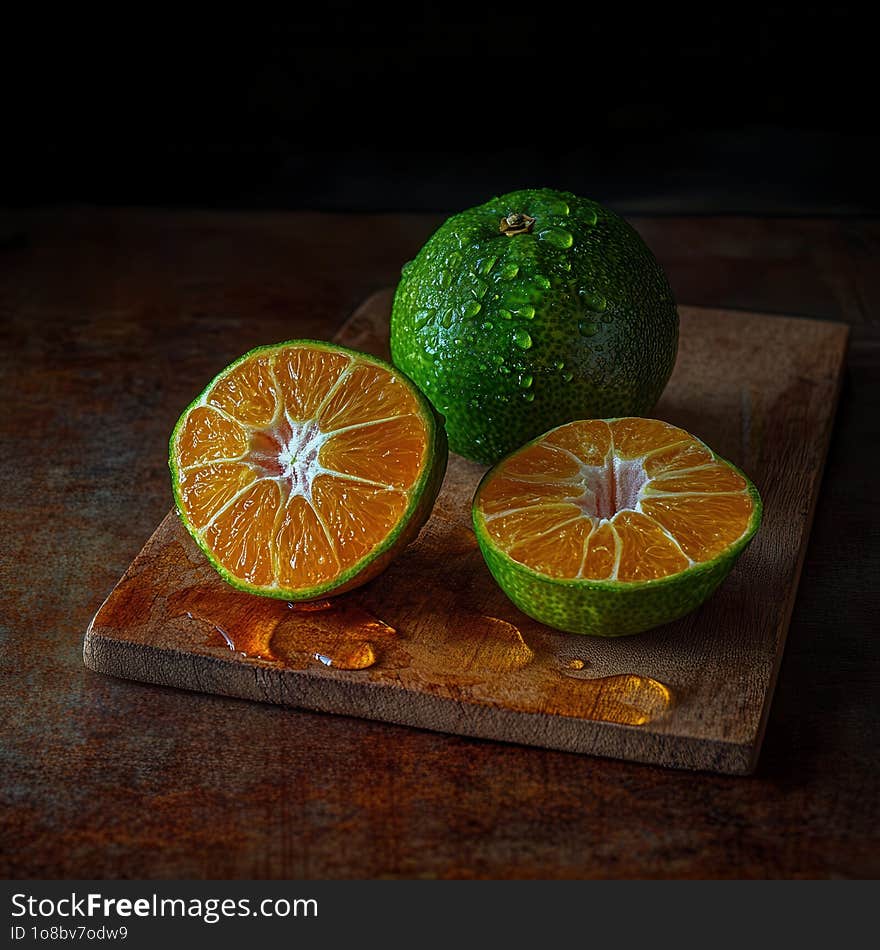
(169, 339), (448, 601)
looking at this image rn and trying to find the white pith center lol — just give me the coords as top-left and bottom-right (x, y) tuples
(276, 420), (328, 502)
(574, 455), (650, 522)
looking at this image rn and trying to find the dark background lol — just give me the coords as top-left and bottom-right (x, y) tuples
(3, 3), (877, 214)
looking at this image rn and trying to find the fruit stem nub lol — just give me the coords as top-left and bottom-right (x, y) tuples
(500, 212), (535, 236)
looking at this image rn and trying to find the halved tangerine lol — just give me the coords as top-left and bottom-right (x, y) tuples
(473, 418), (761, 636)
(170, 341), (447, 599)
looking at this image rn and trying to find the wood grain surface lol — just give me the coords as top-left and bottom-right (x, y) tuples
(83, 289), (848, 774)
(3, 209), (877, 878)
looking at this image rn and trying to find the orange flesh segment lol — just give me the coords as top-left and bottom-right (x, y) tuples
(580, 522), (617, 580)
(319, 415), (426, 490)
(175, 406), (248, 468)
(207, 353), (279, 427)
(172, 344), (430, 592)
(274, 348), (352, 422)
(478, 418), (755, 581)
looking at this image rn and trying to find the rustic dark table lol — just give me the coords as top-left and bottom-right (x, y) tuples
(1, 208), (877, 878)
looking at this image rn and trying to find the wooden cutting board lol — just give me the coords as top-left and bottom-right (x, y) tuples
(84, 290), (848, 774)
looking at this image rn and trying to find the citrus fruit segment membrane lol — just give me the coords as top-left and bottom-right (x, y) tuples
(176, 406), (248, 469)
(476, 418), (756, 582)
(275, 494), (339, 589)
(311, 476), (409, 569)
(640, 493), (755, 562)
(478, 476), (577, 516)
(609, 418), (692, 460)
(274, 347), (352, 423)
(642, 440), (713, 477)
(544, 419), (612, 466)
(319, 415), (426, 489)
(318, 363), (420, 432)
(203, 480), (282, 587)
(207, 353), (279, 427)
(580, 521), (618, 580)
(502, 443), (580, 481)
(647, 463), (746, 494)
(509, 516), (594, 579)
(177, 462), (257, 529)
(613, 510), (689, 582)
(171, 342), (437, 595)
(485, 503), (583, 549)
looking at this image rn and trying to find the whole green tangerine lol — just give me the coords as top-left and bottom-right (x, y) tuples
(390, 188), (679, 465)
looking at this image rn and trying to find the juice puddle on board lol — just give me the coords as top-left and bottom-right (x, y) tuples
(167, 586), (397, 670)
(164, 586), (671, 724)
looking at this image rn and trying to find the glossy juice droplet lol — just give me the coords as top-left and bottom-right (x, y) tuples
(522, 391), (535, 402)
(435, 615), (534, 672)
(168, 586), (396, 671)
(477, 255), (497, 275)
(517, 305), (535, 320)
(533, 274), (551, 290)
(498, 262), (519, 280)
(555, 672), (672, 725)
(566, 658), (586, 670)
(513, 328), (532, 349)
(440, 309), (455, 328)
(518, 373), (534, 389)
(315, 641), (376, 670)
(539, 228), (574, 249)
(463, 300), (482, 319)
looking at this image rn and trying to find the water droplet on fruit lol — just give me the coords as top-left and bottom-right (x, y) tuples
(582, 292), (607, 312)
(518, 373), (534, 389)
(438, 270), (452, 289)
(533, 274), (551, 290)
(414, 308), (435, 329)
(481, 321), (494, 331)
(522, 391), (535, 402)
(477, 256), (497, 275)
(498, 263), (519, 280)
(517, 305), (535, 320)
(448, 251), (462, 268)
(579, 320), (599, 337)
(539, 228), (574, 249)
(567, 658), (586, 670)
(561, 260), (572, 272)
(471, 279), (489, 300)
(492, 354), (505, 365)
(441, 309), (455, 328)
(513, 329), (532, 350)
(497, 308), (512, 320)
(584, 208), (598, 225)
(463, 300), (482, 319)
(562, 371), (574, 382)
(540, 197), (570, 216)
(554, 360), (565, 371)
(478, 363), (487, 372)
